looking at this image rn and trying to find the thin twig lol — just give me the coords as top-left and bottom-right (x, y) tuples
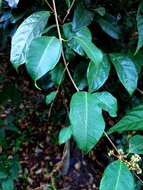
(45, 0), (54, 12)
(62, 0), (76, 23)
(137, 88), (143, 95)
(45, 0), (62, 23)
(48, 63), (69, 119)
(48, 86), (60, 119)
(104, 131), (120, 156)
(134, 172), (143, 184)
(52, 0), (79, 92)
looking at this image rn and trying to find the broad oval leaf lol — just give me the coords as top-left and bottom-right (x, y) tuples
(135, 2), (143, 54)
(109, 53), (138, 95)
(72, 1), (94, 31)
(51, 63), (65, 86)
(74, 36), (103, 68)
(63, 22), (92, 56)
(109, 104), (143, 134)
(69, 92), (105, 153)
(129, 135), (143, 154)
(11, 11), (50, 70)
(93, 91), (117, 117)
(97, 16), (121, 39)
(5, 0), (19, 8)
(73, 61), (88, 90)
(87, 54), (111, 92)
(45, 91), (57, 105)
(99, 160), (134, 190)
(26, 36), (62, 81)
(59, 127), (72, 144)
(135, 15), (143, 54)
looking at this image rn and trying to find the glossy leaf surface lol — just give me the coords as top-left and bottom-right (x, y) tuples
(45, 91), (57, 106)
(109, 104), (143, 133)
(59, 127), (72, 144)
(129, 135), (143, 154)
(87, 54), (110, 91)
(97, 16), (121, 39)
(93, 91), (117, 117)
(5, 0), (19, 8)
(26, 36), (62, 81)
(72, 1), (94, 30)
(69, 92), (105, 153)
(135, 2), (143, 54)
(74, 36), (103, 68)
(63, 23), (92, 56)
(11, 11), (50, 70)
(100, 160), (134, 190)
(110, 53), (138, 95)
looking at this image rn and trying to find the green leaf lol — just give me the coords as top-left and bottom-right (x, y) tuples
(72, 1), (94, 31)
(5, 0), (19, 8)
(59, 127), (72, 144)
(133, 50), (143, 73)
(109, 53), (138, 95)
(26, 36), (62, 81)
(0, 171), (7, 180)
(135, 15), (143, 54)
(73, 36), (103, 68)
(69, 92), (105, 153)
(93, 91), (117, 117)
(2, 178), (14, 190)
(99, 160), (134, 190)
(109, 104), (143, 134)
(73, 61), (88, 90)
(87, 54), (111, 92)
(135, 2), (143, 54)
(10, 158), (20, 180)
(63, 23), (92, 56)
(51, 63), (65, 86)
(94, 7), (106, 16)
(45, 91), (57, 105)
(65, 0), (71, 7)
(129, 135), (143, 154)
(11, 11), (50, 70)
(97, 16), (121, 39)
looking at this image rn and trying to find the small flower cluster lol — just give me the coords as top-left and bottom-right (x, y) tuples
(108, 149), (142, 174)
(108, 150), (114, 156)
(125, 154), (142, 174)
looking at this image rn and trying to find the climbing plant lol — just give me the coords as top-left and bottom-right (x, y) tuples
(6, 0), (143, 189)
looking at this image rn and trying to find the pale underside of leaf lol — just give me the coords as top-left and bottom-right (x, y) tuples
(11, 11), (50, 69)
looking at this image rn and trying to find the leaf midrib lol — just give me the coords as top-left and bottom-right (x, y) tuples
(36, 37), (54, 72)
(115, 161), (122, 190)
(12, 12), (49, 61)
(85, 93), (88, 151)
(74, 36), (101, 66)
